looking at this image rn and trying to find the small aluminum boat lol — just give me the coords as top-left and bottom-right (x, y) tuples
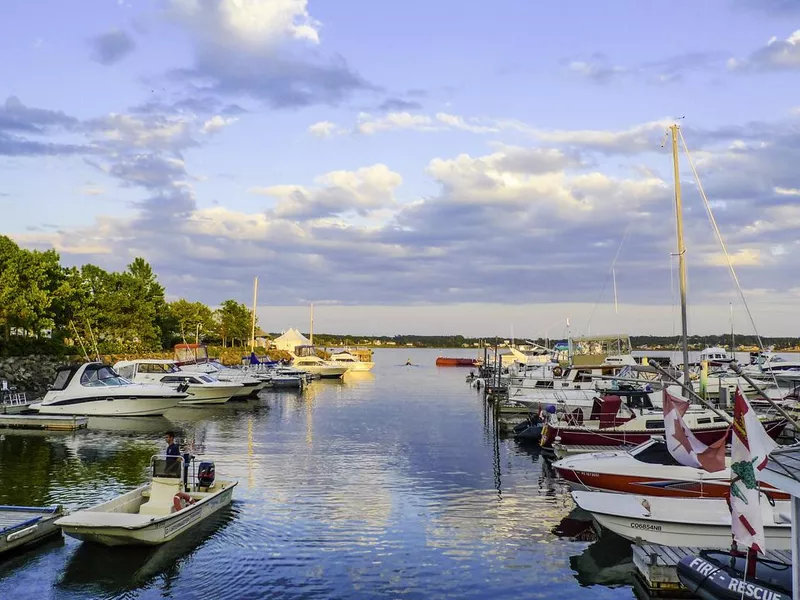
(0, 505), (63, 555)
(56, 454), (237, 546)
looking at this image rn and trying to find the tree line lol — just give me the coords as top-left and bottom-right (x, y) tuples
(0, 236), (257, 356)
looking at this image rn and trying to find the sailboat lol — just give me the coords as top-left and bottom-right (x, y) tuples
(540, 125), (786, 449)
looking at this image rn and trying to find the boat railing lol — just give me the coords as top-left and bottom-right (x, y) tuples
(0, 382), (27, 406)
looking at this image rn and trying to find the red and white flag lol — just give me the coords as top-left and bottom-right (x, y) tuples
(730, 387), (777, 553)
(663, 389), (727, 472)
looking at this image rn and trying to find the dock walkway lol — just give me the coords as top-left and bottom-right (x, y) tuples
(632, 543), (791, 598)
(0, 415), (88, 431)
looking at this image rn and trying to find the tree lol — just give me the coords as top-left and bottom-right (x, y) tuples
(215, 300), (254, 347)
(169, 299), (216, 343)
(0, 237), (64, 345)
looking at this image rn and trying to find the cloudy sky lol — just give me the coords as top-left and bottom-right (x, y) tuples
(3, 0), (800, 337)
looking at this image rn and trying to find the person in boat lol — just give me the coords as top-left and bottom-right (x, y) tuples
(165, 431), (182, 476)
(405, 359), (412, 366)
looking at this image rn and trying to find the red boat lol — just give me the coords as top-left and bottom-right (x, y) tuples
(540, 395), (787, 448)
(551, 437), (789, 500)
(435, 357), (480, 367)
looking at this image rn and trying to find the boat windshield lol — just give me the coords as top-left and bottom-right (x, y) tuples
(199, 375), (216, 383)
(631, 440), (682, 466)
(80, 366), (131, 387)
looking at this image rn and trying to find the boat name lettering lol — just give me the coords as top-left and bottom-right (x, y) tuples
(726, 577), (783, 600)
(576, 471), (599, 478)
(164, 508), (202, 536)
(689, 558), (717, 578)
(630, 521), (661, 531)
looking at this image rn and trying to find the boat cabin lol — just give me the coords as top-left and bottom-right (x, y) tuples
(50, 363), (131, 391)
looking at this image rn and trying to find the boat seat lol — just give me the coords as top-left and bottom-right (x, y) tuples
(139, 477), (182, 516)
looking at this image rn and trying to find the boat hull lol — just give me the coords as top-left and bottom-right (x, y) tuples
(542, 417), (786, 448)
(436, 357), (479, 367)
(57, 483), (237, 546)
(177, 385), (237, 406)
(572, 491), (792, 550)
(0, 506), (63, 556)
(33, 396), (182, 417)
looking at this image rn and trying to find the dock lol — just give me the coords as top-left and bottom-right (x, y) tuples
(0, 414), (88, 431)
(632, 543), (792, 598)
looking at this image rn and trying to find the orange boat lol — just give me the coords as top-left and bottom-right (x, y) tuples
(435, 357), (480, 367)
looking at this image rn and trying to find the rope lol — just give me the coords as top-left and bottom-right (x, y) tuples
(585, 222), (633, 333)
(678, 130), (780, 393)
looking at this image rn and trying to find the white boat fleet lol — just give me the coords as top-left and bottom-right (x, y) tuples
(28, 343), (375, 418)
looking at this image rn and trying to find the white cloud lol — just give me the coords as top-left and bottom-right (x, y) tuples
(249, 164), (402, 220)
(729, 29), (800, 72)
(308, 121), (337, 137)
(87, 113), (195, 151)
(706, 248), (762, 267)
(356, 112), (437, 135)
(202, 115), (237, 133)
(170, 0), (320, 46)
(434, 113), (499, 133)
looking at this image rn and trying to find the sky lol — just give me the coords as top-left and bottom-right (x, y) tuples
(2, 0), (800, 338)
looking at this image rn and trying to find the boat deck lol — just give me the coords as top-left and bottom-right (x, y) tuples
(0, 415), (88, 431)
(632, 543), (792, 598)
(552, 443), (632, 459)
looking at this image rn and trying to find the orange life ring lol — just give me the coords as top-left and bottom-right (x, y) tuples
(173, 492), (195, 512)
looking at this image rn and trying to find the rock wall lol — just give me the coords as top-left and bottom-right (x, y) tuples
(0, 355), (66, 397)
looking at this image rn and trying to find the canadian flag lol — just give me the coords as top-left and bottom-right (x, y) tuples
(730, 387), (777, 553)
(663, 389), (727, 472)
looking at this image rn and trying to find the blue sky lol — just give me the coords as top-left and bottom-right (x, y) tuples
(3, 0), (800, 337)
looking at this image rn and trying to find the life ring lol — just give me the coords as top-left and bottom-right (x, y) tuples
(553, 366), (563, 377)
(173, 492), (196, 512)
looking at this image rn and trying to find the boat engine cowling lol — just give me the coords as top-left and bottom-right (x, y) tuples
(197, 461), (215, 488)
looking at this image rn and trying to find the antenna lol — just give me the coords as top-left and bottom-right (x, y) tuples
(250, 276), (259, 353)
(70, 320), (90, 362)
(84, 319), (100, 362)
(612, 268), (618, 314)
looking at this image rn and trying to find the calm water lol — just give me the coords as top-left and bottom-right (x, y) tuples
(0, 349), (634, 600)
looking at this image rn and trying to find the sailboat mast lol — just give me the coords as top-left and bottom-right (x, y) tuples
(730, 302), (735, 355)
(670, 124), (691, 389)
(250, 276), (258, 352)
(310, 302), (314, 345)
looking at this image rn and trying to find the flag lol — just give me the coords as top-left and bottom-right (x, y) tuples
(730, 387), (777, 553)
(663, 389), (727, 472)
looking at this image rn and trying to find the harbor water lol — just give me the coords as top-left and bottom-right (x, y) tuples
(0, 349), (635, 600)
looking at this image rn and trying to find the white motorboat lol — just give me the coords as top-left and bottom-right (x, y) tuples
(114, 360), (242, 406)
(55, 454), (237, 546)
(328, 350), (375, 372)
(173, 343), (266, 397)
(552, 438), (748, 498)
(30, 363), (185, 417)
(571, 490), (792, 549)
(291, 346), (348, 379)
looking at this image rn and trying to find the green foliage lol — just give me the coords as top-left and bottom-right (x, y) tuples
(216, 300), (254, 347)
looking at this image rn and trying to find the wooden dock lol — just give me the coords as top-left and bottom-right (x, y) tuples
(632, 543), (792, 598)
(0, 415), (88, 431)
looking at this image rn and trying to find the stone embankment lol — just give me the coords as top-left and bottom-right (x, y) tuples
(0, 355), (64, 397)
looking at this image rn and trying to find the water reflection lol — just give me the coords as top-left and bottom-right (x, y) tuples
(0, 349), (636, 600)
(58, 508), (236, 597)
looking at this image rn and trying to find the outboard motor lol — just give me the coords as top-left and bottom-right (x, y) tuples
(197, 461), (215, 488)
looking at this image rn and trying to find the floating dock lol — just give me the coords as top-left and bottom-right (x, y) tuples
(0, 414), (88, 431)
(0, 506), (64, 556)
(632, 543), (792, 598)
